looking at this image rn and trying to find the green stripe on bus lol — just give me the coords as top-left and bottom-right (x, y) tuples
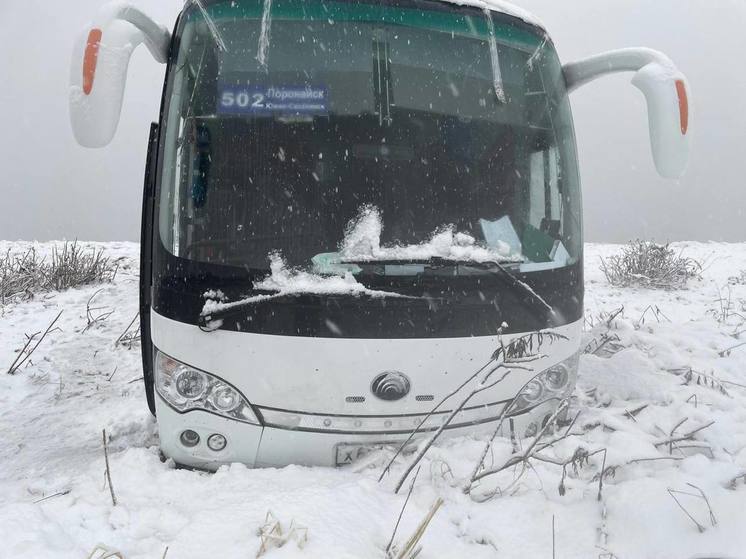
(186, 0), (541, 49)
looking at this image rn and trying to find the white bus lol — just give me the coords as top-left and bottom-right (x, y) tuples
(70, 0), (690, 469)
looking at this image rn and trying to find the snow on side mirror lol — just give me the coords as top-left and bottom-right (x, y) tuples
(563, 48), (691, 179)
(69, 2), (171, 148)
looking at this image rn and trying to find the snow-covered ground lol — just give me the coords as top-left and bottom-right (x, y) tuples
(1, 241), (745, 559)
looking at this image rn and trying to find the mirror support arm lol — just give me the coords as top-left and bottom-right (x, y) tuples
(563, 47), (677, 93)
(562, 47), (691, 179)
(96, 3), (171, 64)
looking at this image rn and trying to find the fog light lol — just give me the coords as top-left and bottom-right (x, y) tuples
(180, 429), (200, 447)
(207, 433), (227, 451)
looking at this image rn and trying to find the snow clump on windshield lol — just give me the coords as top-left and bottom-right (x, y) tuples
(255, 252), (372, 296)
(339, 205), (518, 263)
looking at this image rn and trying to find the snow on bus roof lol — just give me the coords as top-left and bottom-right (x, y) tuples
(439, 0), (545, 30)
(182, 0), (547, 32)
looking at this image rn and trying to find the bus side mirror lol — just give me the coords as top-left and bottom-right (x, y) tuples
(69, 2), (171, 148)
(563, 48), (691, 179)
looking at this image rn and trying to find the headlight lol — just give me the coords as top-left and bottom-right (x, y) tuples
(175, 368), (207, 400)
(209, 384), (241, 412)
(521, 379), (544, 403)
(510, 354), (579, 414)
(545, 362), (570, 391)
(155, 350), (261, 425)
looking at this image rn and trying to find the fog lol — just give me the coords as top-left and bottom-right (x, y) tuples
(1, 0), (744, 242)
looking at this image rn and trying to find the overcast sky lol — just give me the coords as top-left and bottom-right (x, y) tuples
(1, 0), (744, 242)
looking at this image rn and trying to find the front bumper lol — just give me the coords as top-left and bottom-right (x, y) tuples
(156, 395), (562, 470)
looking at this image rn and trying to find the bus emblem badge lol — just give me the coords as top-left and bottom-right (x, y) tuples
(371, 372), (411, 401)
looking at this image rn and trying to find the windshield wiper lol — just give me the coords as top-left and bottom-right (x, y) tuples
(198, 285), (411, 329)
(342, 257), (556, 322)
(199, 258), (556, 329)
(342, 256), (517, 268)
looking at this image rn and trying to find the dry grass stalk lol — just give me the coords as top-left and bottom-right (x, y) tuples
(386, 466), (421, 557)
(583, 307), (626, 358)
(596, 448), (608, 501)
(84, 289), (115, 332)
(666, 367), (731, 395)
(733, 326), (746, 339)
(0, 241), (118, 305)
(600, 240), (701, 290)
(710, 285), (738, 324)
(393, 364), (522, 494)
(469, 401), (603, 499)
(102, 429), (117, 506)
(591, 456), (685, 498)
(6, 331), (41, 374)
(6, 310), (63, 375)
(86, 544), (125, 559)
(727, 472), (746, 489)
(383, 330), (567, 493)
(624, 404), (649, 420)
(0, 248), (41, 304)
(718, 340), (746, 357)
(597, 496), (610, 552)
(467, 393), (591, 499)
(584, 333), (624, 358)
(115, 313), (141, 348)
(634, 305), (671, 329)
(584, 306), (624, 330)
(394, 498), (443, 559)
(33, 489), (71, 503)
(653, 419), (714, 455)
(256, 511), (308, 558)
(667, 483), (717, 533)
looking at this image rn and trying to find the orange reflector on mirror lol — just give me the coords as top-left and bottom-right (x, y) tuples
(675, 79), (689, 135)
(83, 28), (103, 95)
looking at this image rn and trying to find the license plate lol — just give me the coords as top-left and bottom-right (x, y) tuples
(335, 442), (389, 466)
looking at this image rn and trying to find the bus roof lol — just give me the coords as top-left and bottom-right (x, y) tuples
(183, 0), (547, 33)
(442, 0), (545, 31)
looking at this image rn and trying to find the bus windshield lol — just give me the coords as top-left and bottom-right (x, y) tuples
(158, 0), (581, 275)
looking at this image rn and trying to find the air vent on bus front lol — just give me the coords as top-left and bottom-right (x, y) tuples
(416, 395), (435, 402)
(345, 396), (366, 403)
